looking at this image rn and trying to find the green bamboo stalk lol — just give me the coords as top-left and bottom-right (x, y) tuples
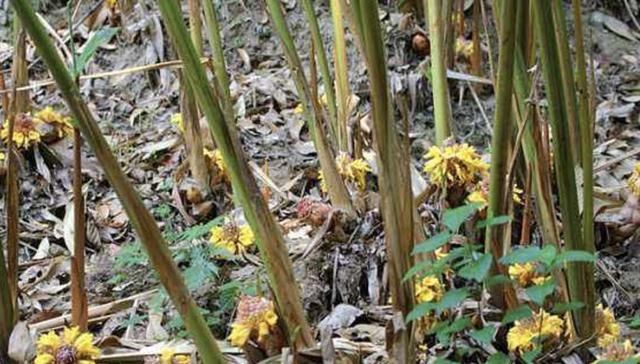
(182, 0), (210, 193)
(158, 0), (314, 348)
(264, 0), (354, 214)
(329, 0), (350, 152)
(484, 0), (518, 311)
(424, 0), (452, 145)
(533, 0), (594, 339)
(572, 0), (597, 339)
(202, 0), (234, 125)
(353, 2), (415, 361)
(299, 0), (340, 149)
(9, 1), (226, 362)
(551, 1), (581, 164)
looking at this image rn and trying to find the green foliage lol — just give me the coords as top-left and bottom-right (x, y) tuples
(404, 203), (598, 362)
(71, 27), (118, 77)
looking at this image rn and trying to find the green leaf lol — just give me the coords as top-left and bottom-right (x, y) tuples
(553, 250), (596, 268)
(551, 301), (585, 314)
(435, 317), (471, 344)
(484, 274), (511, 287)
(469, 326), (496, 345)
(524, 280), (556, 305)
(406, 301), (436, 322)
(500, 246), (541, 265)
(486, 352), (511, 364)
(539, 244), (558, 267)
(435, 288), (469, 314)
(475, 215), (511, 229)
(521, 347), (541, 364)
(628, 315), (640, 329)
(434, 358), (459, 364)
(403, 260), (434, 282)
(458, 253), (492, 282)
(443, 203), (481, 232)
(72, 27), (118, 76)
(502, 305), (533, 324)
(412, 231), (452, 255)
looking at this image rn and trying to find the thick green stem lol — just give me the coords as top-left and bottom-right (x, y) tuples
(572, 0), (597, 340)
(551, 1), (581, 164)
(354, 2), (415, 361)
(533, 0), (594, 339)
(202, 0), (234, 124)
(158, 0), (314, 348)
(10, 1), (226, 362)
(300, 0), (340, 149)
(329, 0), (350, 152)
(264, 0), (354, 214)
(484, 0), (518, 311)
(425, 0), (452, 145)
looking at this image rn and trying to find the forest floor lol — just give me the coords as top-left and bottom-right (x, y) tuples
(1, 0), (640, 363)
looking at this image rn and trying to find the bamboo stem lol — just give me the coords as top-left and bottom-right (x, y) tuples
(329, 0), (350, 152)
(572, 0), (597, 341)
(9, 1), (227, 361)
(71, 128), (88, 331)
(202, 0), (234, 124)
(425, 0), (452, 145)
(183, 0), (211, 193)
(158, 0), (314, 348)
(300, 0), (340, 149)
(354, 2), (415, 361)
(484, 0), (518, 311)
(533, 0), (594, 339)
(264, 0), (354, 214)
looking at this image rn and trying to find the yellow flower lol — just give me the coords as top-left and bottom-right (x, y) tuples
(35, 326), (100, 364)
(508, 263), (550, 288)
(423, 142), (488, 189)
(318, 154), (371, 192)
(415, 275), (444, 303)
(160, 347), (190, 364)
(203, 148), (226, 176)
(595, 339), (638, 363)
(0, 151), (5, 162)
(434, 247), (448, 261)
(466, 189), (488, 207)
(228, 296), (279, 347)
(507, 309), (564, 353)
(1, 113), (42, 149)
(209, 220), (255, 255)
(595, 304), (621, 348)
(455, 37), (474, 60)
(294, 104), (304, 114)
(628, 163), (640, 198)
(105, 0), (118, 10)
(170, 113), (184, 134)
(34, 106), (74, 138)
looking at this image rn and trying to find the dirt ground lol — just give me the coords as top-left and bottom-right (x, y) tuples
(1, 0), (640, 362)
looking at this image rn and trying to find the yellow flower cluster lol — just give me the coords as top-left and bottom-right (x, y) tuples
(507, 309), (564, 353)
(1, 113), (41, 149)
(209, 220), (254, 255)
(35, 327), (100, 364)
(508, 263), (549, 288)
(159, 347), (190, 364)
(35, 106), (74, 138)
(320, 153), (372, 192)
(228, 296), (279, 347)
(595, 304), (621, 347)
(203, 148), (226, 176)
(595, 339), (638, 363)
(415, 275), (444, 304)
(106, 0), (118, 11)
(423, 143), (488, 189)
(170, 113), (184, 134)
(455, 37), (474, 60)
(628, 163), (640, 197)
